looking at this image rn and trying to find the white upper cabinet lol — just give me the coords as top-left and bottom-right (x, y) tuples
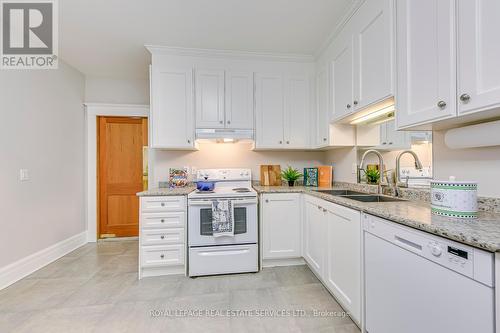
(353, 0), (393, 110)
(330, 31), (354, 122)
(255, 73), (285, 148)
(261, 193), (302, 260)
(225, 71), (254, 129)
(255, 72), (311, 149)
(150, 65), (194, 149)
(457, 0), (500, 116)
(195, 69), (225, 128)
(285, 74), (310, 148)
(316, 67), (330, 147)
(396, 0), (457, 128)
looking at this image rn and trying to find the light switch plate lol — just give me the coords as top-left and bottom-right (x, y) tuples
(19, 168), (30, 181)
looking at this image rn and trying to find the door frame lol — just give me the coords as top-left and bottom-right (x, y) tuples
(85, 103), (149, 242)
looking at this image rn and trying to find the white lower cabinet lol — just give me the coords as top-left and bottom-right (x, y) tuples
(303, 196), (326, 276)
(139, 195), (186, 278)
(323, 200), (361, 325)
(261, 193), (302, 261)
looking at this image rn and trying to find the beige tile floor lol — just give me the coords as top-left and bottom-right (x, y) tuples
(0, 240), (360, 333)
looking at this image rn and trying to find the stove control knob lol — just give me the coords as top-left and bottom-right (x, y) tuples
(429, 243), (442, 257)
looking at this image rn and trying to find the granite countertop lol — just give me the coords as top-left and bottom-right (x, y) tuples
(136, 184), (196, 196)
(254, 185), (500, 253)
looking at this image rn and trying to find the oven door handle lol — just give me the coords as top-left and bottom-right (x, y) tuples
(189, 198), (257, 206)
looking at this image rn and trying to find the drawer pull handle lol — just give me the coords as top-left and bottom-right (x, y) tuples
(160, 254), (165, 259)
(160, 235), (165, 239)
(161, 219), (165, 223)
(161, 203), (165, 207)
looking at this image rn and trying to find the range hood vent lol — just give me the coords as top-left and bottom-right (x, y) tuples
(195, 128), (254, 142)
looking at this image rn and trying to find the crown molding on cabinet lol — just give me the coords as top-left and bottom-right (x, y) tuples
(314, 0), (366, 59)
(145, 45), (315, 63)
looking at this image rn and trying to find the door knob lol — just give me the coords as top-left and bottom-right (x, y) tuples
(460, 94), (470, 103)
(437, 101), (447, 109)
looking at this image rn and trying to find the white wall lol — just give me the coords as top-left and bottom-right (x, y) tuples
(433, 130), (500, 198)
(0, 61), (86, 268)
(85, 76), (149, 105)
(152, 142), (325, 186)
(324, 147), (358, 183)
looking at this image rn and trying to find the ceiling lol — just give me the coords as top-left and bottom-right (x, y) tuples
(59, 0), (352, 79)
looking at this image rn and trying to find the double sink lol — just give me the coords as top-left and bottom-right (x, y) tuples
(314, 189), (406, 203)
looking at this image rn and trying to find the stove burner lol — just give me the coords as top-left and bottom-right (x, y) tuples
(233, 187), (251, 193)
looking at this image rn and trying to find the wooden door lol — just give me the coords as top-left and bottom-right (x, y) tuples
(395, 0), (457, 129)
(195, 69), (225, 128)
(458, 0), (500, 116)
(98, 117), (147, 238)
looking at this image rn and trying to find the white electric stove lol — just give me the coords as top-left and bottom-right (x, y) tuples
(187, 168), (258, 277)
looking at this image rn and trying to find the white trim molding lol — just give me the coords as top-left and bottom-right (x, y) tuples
(0, 232), (87, 290)
(145, 45), (315, 63)
(85, 103), (149, 242)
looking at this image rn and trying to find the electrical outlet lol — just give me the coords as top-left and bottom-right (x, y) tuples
(19, 169), (30, 181)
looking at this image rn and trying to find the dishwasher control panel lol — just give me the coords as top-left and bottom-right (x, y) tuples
(363, 214), (494, 286)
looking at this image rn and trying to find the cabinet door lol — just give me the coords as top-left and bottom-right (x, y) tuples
(384, 120), (410, 149)
(458, 0), (500, 115)
(195, 69), (225, 128)
(396, 0), (457, 129)
(255, 73), (285, 148)
(324, 203), (361, 324)
(262, 194), (301, 259)
(331, 32), (355, 121)
(285, 74), (310, 148)
(303, 198), (325, 276)
(316, 67), (330, 147)
(353, 0), (393, 110)
(225, 71), (254, 129)
(150, 65), (194, 148)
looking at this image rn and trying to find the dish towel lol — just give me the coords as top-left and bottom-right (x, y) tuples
(211, 200), (235, 237)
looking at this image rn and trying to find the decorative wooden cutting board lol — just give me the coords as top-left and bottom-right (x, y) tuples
(260, 165), (282, 186)
(317, 165), (333, 187)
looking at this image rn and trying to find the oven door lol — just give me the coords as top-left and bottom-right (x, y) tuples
(188, 197), (257, 246)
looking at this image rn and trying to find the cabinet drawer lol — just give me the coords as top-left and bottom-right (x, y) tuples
(141, 212), (185, 229)
(140, 196), (186, 212)
(141, 228), (184, 246)
(141, 244), (184, 267)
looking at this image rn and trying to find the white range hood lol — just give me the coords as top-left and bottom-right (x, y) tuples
(195, 128), (254, 142)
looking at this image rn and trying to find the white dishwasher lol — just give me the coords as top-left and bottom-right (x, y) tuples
(363, 214), (495, 333)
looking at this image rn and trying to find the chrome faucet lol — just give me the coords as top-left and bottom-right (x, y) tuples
(358, 149), (386, 194)
(394, 150), (423, 196)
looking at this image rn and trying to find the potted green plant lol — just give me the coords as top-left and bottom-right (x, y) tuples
(281, 166), (303, 187)
(365, 168), (380, 184)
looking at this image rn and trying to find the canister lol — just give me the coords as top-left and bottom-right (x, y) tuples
(430, 177), (478, 218)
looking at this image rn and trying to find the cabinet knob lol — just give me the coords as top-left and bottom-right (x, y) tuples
(265, 199), (269, 203)
(353, 100), (358, 106)
(160, 254), (165, 259)
(317, 205), (322, 210)
(437, 101), (447, 109)
(227, 120), (231, 125)
(160, 235), (165, 239)
(219, 120), (223, 124)
(161, 219), (165, 223)
(346, 104), (351, 109)
(286, 141), (290, 144)
(323, 138), (327, 141)
(279, 140), (283, 144)
(388, 142), (393, 145)
(382, 142), (387, 145)
(323, 208), (327, 213)
(460, 94), (470, 103)
(161, 203), (165, 207)
(187, 139), (191, 144)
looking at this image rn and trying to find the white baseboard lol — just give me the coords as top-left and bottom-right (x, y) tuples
(262, 257), (305, 268)
(0, 232), (88, 290)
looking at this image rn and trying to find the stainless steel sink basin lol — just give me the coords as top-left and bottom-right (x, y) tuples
(340, 195), (407, 202)
(315, 189), (367, 196)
